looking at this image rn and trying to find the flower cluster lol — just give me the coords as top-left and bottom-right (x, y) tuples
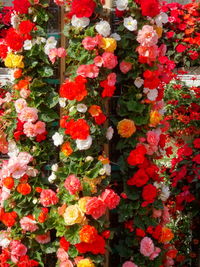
(161, 1), (200, 67)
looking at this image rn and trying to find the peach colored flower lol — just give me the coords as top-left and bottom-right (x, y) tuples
(137, 25), (158, 47)
(102, 52), (118, 69)
(94, 56), (103, 67)
(122, 261), (138, 267)
(23, 122), (37, 137)
(18, 107), (38, 123)
(100, 189), (120, 210)
(82, 36), (98, 50)
(136, 45), (159, 62)
(20, 89), (31, 98)
(77, 64), (99, 78)
(117, 119), (136, 138)
(20, 216), (38, 232)
(149, 110), (162, 127)
(34, 121), (46, 135)
(86, 197), (106, 219)
(107, 72), (116, 86)
(63, 204), (84, 225)
(146, 130), (160, 146)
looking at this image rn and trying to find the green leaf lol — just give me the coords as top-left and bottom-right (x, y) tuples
(38, 66), (54, 77)
(68, 247), (78, 258)
(134, 216), (145, 229)
(65, 225), (80, 245)
(39, 106), (59, 122)
(46, 92), (59, 108)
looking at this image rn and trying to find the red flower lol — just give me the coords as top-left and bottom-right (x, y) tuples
(1, 211), (18, 227)
(136, 228), (145, 237)
(19, 20), (35, 35)
(127, 145), (147, 166)
(86, 197), (106, 219)
(60, 237), (70, 251)
(100, 80), (116, 98)
(166, 31), (174, 38)
(70, 0), (96, 18)
(5, 28), (24, 51)
(142, 184), (157, 206)
(143, 70), (161, 89)
(65, 119), (90, 140)
(188, 50), (199, 60)
(193, 138), (200, 149)
(75, 234), (105, 254)
(60, 76), (87, 101)
(0, 43), (8, 59)
(13, 0), (31, 14)
(176, 44), (187, 53)
(139, 0), (160, 17)
(127, 169), (149, 187)
(94, 113), (107, 125)
(17, 255), (39, 267)
(193, 154), (200, 164)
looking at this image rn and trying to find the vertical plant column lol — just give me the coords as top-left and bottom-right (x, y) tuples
(0, 0), (62, 265)
(111, 0), (176, 266)
(52, 0), (120, 266)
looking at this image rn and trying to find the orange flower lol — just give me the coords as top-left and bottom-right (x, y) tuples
(185, 28), (194, 35)
(61, 142), (73, 156)
(14, 69), (22, 79)
(149, 110), (162, 127)
(58, 204), (67, 216)
(117, 119), (136, 138)
(159, 227), (174, 243)
(79, 225), (98, 243)
(98, 155), (110, 164)
(17, 183), (32, 195)
(14, 79), (29, 90)
(88, 105), (102, 117)
(2, 177), (14, 189)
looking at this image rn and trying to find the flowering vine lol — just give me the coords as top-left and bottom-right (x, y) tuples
(51, 0), (120, 266)
(110, 0), (176, 266)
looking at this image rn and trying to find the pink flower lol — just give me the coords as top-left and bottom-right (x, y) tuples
(54, 0), (65, 5)
(18, 107), (38, 123)
(122, 261), (138, 267)
(49, 48), (58, 64)
(40, 189), (59, 207)
(119, 61), (132, 74)
(137, 25), (158, 47)
(77, 64), (99, 78)
(20, 216), (38, 232)
(23, 122), (37, 137)
(7, 160), (27, 179)
(57, 47), (66, 58)
(35, 232), (51, 244)
(149, 247), (161, 260)
(140, 237), (155, 257)
(100, 189), (120, 210)
(18, 152), (33, 164)
(107, 73), (116, 86)
(162, 206), (170, 225)
(102, 52), (118, 69)
(64, 174), (82, 195)
(82, 36), (98, 50)
(152, 208), (162, 218)
(176, 44), (187, 53)
(60, 260), (73, 267)
(94, 56), (104, 67)
(86, 197), (106, 219)
(147, 130), (160, 146)
(34, 121), (46, 135)
(14, 99), (27, 113)
(10, 240), (27, 262)
(57, 248), (69, 262)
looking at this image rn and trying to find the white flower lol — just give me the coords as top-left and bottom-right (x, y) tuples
(76, 135), (92, 150)
(116, 0), (128, 11)
(134, 77), (144, 88)
(48, 172), (57, 183)
(77, 103), (87, 113)
(26, 167), (38, 177)
(23, 40), (33, 50)
(44, 36), (57, 55)
(52, 132), (64, 146)
(155, 12), (168, 27)
(59, 98), (66, 107)
(95, 20), (111, 37)
(104, 164), (111, 175)
(85, 156), (94, 162)
(0, 235), (10, 248)
(32, 198), (38, 204)
(8, 140), (19, 158)
(160, 185), (170, 201)
(51, 163), (58, 172)
(147, 89), (158, 101)
(106, 126), (114, 140)
(69, 106), (76, 113)
(99, 168), (106, 175)
(110, 33), (121, 41)
(35, 37), (46, 45)
(10, 12), (20, 29)
(71, 15), (90, 28)
(124, 17), (137, 31)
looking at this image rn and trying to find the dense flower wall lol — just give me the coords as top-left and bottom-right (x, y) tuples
(110, 0), (176, 266)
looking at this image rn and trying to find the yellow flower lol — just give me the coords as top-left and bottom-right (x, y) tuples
(99, 37), (117, 52)
(149, 110), (162, 127)
(78, 197), (91, 213)
(117, 119), (136, 138)
(4, 53), (24, 68)
(63, 204), (84, 225)
(77, 258), (95, 267)
(154, 26), (163, 38)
